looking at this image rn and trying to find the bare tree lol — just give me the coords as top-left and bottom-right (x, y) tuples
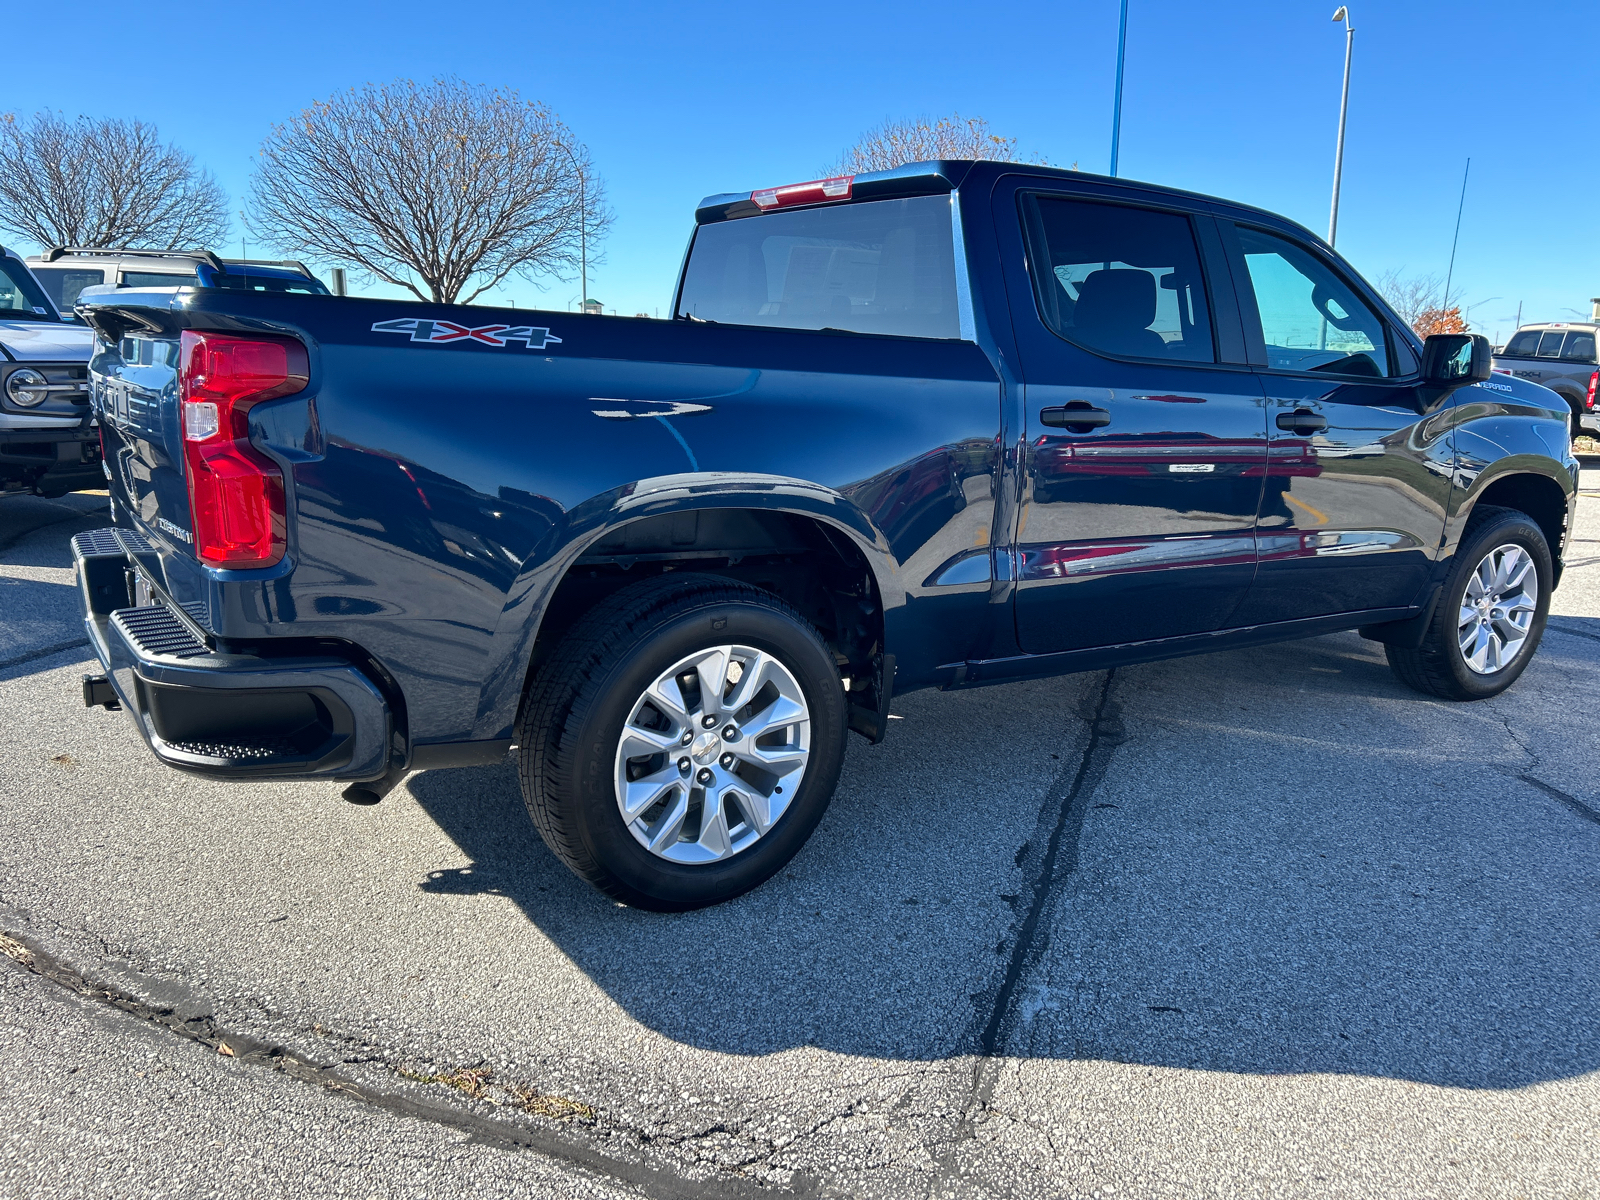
(1375, 268), (1467, 337)
(247, 78), (609, 305)
(829, 114), (1047, 175)
(0, 112), (229, 249)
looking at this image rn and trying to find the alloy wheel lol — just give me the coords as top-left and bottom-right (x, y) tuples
(1456, 543), (1538, 675)
(613, 645), (811, 864)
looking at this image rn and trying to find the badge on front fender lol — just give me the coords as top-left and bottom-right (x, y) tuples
(371, 318), (562, 350)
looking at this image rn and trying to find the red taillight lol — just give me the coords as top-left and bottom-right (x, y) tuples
(751, 175), (854, 210)
(1587, 370), (1597, 411)
(177, 330), (306, 567)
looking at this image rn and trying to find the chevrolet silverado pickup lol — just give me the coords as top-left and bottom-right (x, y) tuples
(72, 161), (1580, 909)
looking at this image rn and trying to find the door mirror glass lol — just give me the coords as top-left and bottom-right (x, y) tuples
(1421, 333), (1492, 384)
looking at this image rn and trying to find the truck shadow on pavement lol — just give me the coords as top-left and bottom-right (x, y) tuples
(407, 627), (1600, 1092)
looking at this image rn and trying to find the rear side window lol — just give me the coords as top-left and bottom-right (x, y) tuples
(121, 270), (198, 289)
(1561, 331), (1596, 362)
(1022, 196), (1214, 362)
(676, 196), (961, 339)
(31, 267), (104, 311)
(1535, 331), (1566, 358)
(1502, 330), (1541, 357)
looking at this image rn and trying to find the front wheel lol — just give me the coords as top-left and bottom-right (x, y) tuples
(1386, 506), (1552, 701)
(517, 573), (848, 911)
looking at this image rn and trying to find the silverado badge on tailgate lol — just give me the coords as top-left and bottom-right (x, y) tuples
(371, 318), (562, 350)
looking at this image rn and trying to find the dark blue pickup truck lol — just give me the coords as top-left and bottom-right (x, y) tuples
(74, 161), (1579, 909)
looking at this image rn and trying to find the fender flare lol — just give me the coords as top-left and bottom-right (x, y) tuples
(1445, 455), (1579, 569)
(468, 472), (904, 741)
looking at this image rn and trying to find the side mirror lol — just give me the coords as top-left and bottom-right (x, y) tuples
(1421, 332), (1491, 385)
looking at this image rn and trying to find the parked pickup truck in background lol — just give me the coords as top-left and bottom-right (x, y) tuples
(0, 246), (97, 497)
(72, 160), (1580, 909)
(1491, 321), (1599, 439)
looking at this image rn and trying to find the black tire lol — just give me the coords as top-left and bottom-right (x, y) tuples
(516, 573), (848, 911)
(1386, 505), (1552, 701)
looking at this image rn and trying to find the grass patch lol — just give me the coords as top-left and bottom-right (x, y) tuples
(396, 1064), (594, 1120)
(0, 934), (33, 967)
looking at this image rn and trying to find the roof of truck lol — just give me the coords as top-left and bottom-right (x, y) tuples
(694, 158), (1322, 244)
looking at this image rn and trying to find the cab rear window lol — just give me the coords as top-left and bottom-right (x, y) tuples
(676, 196), (962, 339)
(1560, 331), (1595, 362)
(1535, 331), (1566, 358)
(122, 271), (198, 289)
(1502, 330), (1540, 357)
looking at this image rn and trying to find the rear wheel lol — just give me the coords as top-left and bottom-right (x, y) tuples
(517, 573), (847, 910)
(1386, 506), (1551, 700)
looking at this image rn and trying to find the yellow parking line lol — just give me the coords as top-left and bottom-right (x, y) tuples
(1285, 493), (1331, 526)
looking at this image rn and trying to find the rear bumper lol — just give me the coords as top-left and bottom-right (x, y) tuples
(73, 528), (393, 781)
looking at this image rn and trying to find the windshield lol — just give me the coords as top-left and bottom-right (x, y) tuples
(0, 258), (59, 321)
(676, 195), (962, 339)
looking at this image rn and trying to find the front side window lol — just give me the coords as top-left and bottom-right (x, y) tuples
(0, 259), (56, 319)
(1023, 196), (1214, 362)
(1236, 226), (1390, 377)
(676, 195), (961, 339)
(1560, 331), (1596, 362)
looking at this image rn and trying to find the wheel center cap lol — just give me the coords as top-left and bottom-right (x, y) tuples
(690, 731), (721, 765)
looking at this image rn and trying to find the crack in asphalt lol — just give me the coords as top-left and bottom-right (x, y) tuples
(0, 917), (804, 1200)
(928, 669), (1127, 1198)
(1518, 774), (1600, 828)
(1546, 620), (1600, 644)
(0, 637), (90, 672)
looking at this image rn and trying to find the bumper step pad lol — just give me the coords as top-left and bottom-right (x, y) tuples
(110, 605), (209, 660)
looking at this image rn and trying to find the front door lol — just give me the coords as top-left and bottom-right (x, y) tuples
(1217, 220), (1454, 625)
(996, 183), (1269, 655)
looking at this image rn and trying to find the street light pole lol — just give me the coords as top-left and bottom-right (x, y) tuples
(1109, 0), (1129, 177)
(1327, 7), (1354, 247)
(556, 141), (587, 312)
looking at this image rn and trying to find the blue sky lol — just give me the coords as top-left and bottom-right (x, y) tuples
(6, 0), (1597, 342)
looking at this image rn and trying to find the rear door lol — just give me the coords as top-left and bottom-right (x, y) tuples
(1217, 218), (1454, 624)
(993, 178), (1268, 654)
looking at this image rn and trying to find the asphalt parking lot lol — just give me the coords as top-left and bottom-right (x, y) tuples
(3, 471), (1598, 1200)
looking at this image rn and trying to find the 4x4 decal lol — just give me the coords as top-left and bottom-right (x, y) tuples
(371, 318), (562, 350)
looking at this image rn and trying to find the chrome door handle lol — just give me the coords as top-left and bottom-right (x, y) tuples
(1040, 403), (1111, 431)
(1276, 409), (1327, 434)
